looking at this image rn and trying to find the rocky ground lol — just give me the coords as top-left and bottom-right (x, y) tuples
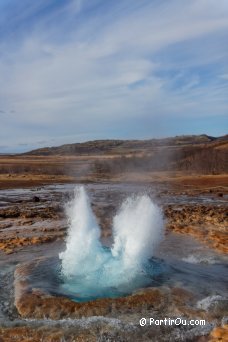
(0, 179), (227, 341)
(0, 181), (227, 254)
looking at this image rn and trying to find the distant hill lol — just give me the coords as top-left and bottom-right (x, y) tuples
(24, 134), (226, 156)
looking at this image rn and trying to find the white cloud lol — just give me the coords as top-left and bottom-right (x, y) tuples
(0, 0), (227, 150)
(219, 73), (228, 80)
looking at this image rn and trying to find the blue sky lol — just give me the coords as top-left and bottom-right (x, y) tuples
(0, 0), (227, 152)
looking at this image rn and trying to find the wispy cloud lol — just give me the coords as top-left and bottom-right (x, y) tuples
(219, 73), (228, 80)
(0, 0), (227, 151)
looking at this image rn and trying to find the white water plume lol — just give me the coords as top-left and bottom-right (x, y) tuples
(60, 186), (102, 276)
(59, 186), (164, 298)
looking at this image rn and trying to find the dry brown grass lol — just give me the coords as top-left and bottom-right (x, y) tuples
(0, 141), (227, 190)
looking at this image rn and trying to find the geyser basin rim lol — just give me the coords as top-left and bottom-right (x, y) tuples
(59, 186), (164, 301)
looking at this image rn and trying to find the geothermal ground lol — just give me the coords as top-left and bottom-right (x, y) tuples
(0, 136), (227, 341)
(0, 177), (227, 341)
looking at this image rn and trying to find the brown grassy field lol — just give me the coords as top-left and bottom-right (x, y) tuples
(0, 135), (227, 190)
(0, 155), (227, 194)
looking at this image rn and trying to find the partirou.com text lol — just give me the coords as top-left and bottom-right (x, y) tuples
(139, 317), (206, 327)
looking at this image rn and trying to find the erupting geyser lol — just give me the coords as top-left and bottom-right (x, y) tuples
(59, 186), (164, 301)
